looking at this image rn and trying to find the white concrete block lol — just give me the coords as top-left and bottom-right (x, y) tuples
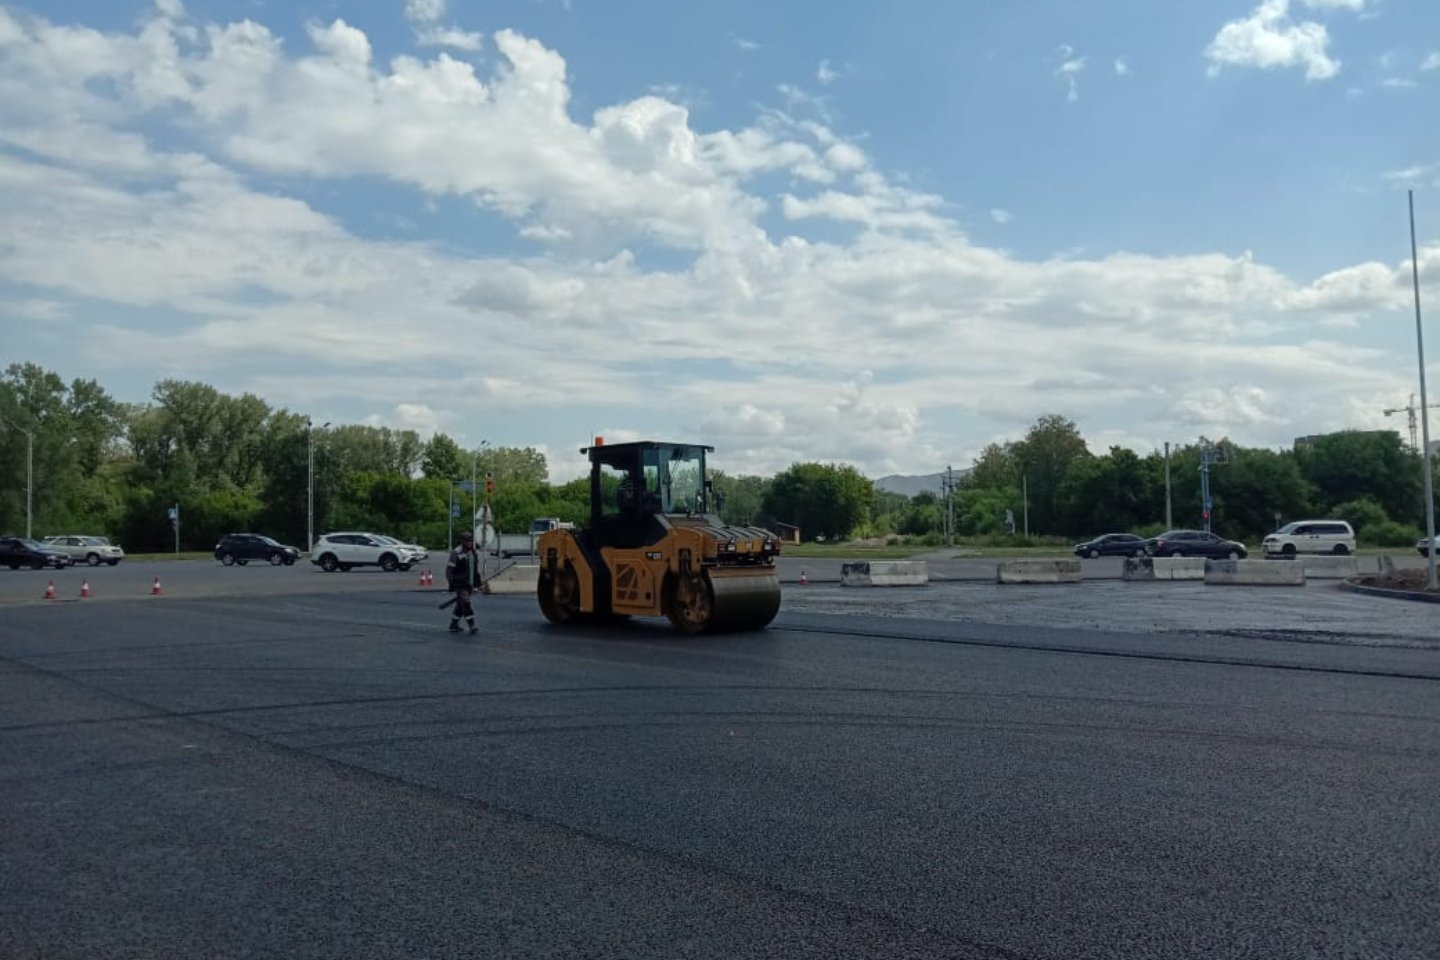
(482, 563), (540, 595)
(1203, 559), (1305, 586)
(1297, 555), (1359, 579)
(997, 559), (1083, 584)
(840, 560), (929, 587)
(1124, 557), (1205, 581)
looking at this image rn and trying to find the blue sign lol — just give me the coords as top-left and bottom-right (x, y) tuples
(167, 506), (178, 520)
(451, 503), (461, 518)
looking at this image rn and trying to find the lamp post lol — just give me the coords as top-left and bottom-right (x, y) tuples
(1, 417), (33, 539)
(1409, 190), (1437, 590)
(306, 418), (330, 553)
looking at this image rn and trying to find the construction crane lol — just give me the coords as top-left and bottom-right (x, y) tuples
(1383, 394), (1440, 453)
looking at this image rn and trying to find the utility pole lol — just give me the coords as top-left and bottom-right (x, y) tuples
(1022, 473), (1029, 537)
(1164, 441), (1172, 529)
(940, 465), (958, 546)
(1409, 190), (1437, 590)
(306, 419), (330, 553)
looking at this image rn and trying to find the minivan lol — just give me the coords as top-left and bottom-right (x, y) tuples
(1262, 520), (1356, 557)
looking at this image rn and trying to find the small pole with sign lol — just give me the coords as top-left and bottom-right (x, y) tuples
(168, 504), (180, 556)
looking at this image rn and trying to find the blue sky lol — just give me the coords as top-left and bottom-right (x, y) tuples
(1, 0), (1438, 480)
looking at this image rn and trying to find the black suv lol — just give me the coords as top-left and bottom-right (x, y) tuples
(214, 534), (302, 567)
(0, 537), (73, 570)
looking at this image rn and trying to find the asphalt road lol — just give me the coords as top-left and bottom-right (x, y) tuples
(3, 585), (1438, 959)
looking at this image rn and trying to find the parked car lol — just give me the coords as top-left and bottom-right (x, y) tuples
(374, 534), (428, 563)
(310, 532), (417, 572)
(214, 533), (303, 567)
(1262, 520), (1356, 557)
(1073, 533), (1148, 558)
(1420, 536), (1438, 559)
(42, 535), (125, 566)
(1144, 529), (1247, 559)
(0, 537), (73, 570)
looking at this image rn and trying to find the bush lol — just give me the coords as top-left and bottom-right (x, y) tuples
(1364, 520), (1422, 548)
(1331, 498), (1389, 538)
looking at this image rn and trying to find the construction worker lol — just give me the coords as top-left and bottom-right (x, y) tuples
(444, 530), (482, 634)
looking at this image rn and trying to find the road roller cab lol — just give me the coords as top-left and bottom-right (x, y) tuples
(536, 440), (782, 633)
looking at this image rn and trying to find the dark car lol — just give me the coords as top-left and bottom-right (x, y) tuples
(1074, 533), (1148, 558)
(214, 533), (302, 567)
(0, 537), (74, 570)
(1144, 529), (1247, 559)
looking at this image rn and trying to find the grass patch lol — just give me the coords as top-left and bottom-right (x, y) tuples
(780, 543), (934, 559)
(122, 551), (220, 562)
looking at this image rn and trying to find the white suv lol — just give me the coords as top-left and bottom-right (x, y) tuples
(311, 532), (419, 572)
(1263, 520), (1356, 557)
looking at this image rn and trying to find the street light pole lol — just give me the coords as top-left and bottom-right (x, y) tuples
(1409, 190), (1437, 591)
(306, 419), (330, 553)
(307, 418), (314, 553)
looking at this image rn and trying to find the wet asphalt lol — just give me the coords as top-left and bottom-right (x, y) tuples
(3, 584), (1439, 959)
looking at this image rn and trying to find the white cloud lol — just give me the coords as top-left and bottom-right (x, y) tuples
(365, 402), (443, 438)
(990, 208), (1012, 224)
(0, 6), (1435, 477)
(1114, 58), (1130, 76)
(1384, 164), (1440, 188)
(1055, 45), (1086, 101)
(733, 36), (759, 52)
(1422, 52), (1440, 71)
(415, 27), (482, 52)
(1382, 77), (1417, 89)
(1205, 0), (1344, 81)
(1298, 0), (1370, 9)
(405, 0), (446, 24)
(817, 59), (838, 85)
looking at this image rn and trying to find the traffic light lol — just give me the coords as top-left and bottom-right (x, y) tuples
(484, 471), (495, 495)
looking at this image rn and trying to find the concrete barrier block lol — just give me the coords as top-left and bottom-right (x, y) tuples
(997, 559), (1082, 584)
(1298, 555), (1360, 579)
(840, 560), (929, 587)
(1204, 559), (1305, 586)
(1126, 557), (1205, 581)
(483, 563), (539, 595)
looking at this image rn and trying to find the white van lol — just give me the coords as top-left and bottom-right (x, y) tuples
(1262, 520), (1356, 557)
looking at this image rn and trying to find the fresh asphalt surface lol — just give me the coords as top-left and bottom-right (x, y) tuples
(3, 568), (1439, 958)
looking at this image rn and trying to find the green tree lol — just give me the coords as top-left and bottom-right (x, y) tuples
(1059, 447), (1156, 536)
(763, 462), (873, 541)
(475, 446), (549, 487)
(1011, 414), (1092, 535)
(898, 491), (943, 536)
(710, 471), (771, 526)
(421, 432), (466, 480)
(968, 442), (1018, 490)
(1297, 431), (1420, 524)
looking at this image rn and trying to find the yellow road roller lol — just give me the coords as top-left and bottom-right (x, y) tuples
(536, 440), (781, 633)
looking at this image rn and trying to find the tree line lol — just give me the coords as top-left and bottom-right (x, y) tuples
(0, 363), (1431, 551)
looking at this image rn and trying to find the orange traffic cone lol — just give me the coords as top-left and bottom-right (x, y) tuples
(150, 576), (163, 596)
(425, 569), (434, 587)
(419, 569), (428, 587)
(44, 579), (56, 600)
(799, 569), (809, 586)
(80, 580), (91, 599)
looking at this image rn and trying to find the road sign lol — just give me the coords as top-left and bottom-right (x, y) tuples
(451, 503), (461, 519)
(167, 506), (178, 521)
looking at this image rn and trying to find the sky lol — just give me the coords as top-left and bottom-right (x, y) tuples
(1, 0), (1439, 482)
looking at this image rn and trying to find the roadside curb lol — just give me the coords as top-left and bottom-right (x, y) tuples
(1340, 578), (1440, 604)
